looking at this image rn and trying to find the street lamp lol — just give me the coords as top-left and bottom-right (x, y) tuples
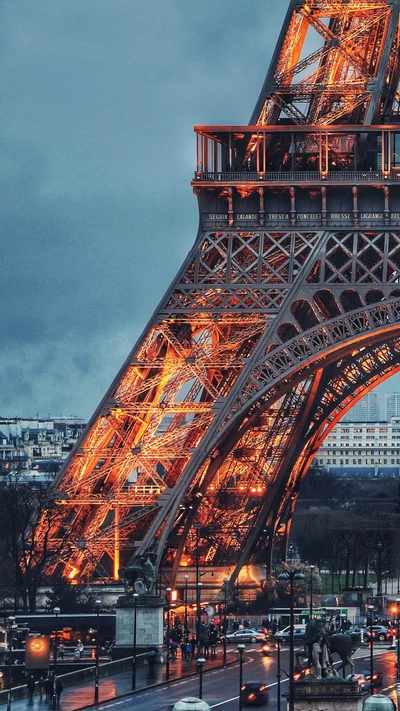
(94, 599), (101, 702)
(196, 581), (203, 656)
(395, 597), (400, 706)
(276, 639), (281, 711)
(131, 592), (139, 691)
(184, 575), (189, 639)
(52, 606), (60, 710)
(165, 587), (171, 681)
(368, 604), (374, 696)
(278, 570), (305, 711)
(238, 644), (246, 711)
(6, 616), (15, 711)
(376, 542), (383, 603)
(197, 656), (206, 699)
(309, 566), (315, 620)
(223, 577), (229, 667)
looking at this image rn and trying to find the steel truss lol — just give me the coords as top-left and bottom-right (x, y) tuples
(39, 0), (400, 585)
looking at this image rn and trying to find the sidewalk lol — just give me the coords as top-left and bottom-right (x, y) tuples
(0, 651), (234, 711)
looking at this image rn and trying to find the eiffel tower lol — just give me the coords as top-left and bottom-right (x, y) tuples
(44, 0), (400, 586)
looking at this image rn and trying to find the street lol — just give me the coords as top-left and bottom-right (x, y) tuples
(95, 643), (397, 711)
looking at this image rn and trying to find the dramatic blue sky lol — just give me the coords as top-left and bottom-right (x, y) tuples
(0, 1), (397, 419)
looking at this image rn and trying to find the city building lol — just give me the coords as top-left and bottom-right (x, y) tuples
(342, 392), (379, 422)
(0, 417), (86, 476)
(314, 417), (400, 477)
(385, 394), (400, 421)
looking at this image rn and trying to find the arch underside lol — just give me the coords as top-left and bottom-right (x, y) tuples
(41, 227), (400, 583)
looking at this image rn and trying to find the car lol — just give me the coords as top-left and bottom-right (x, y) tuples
(225, 629), (267, 643)
(359, 670), (383, 687)
(364, 626), (394, 642)
(274, 625), (307, 644)
(240, 682), (269, 705)
(351, 673), (370, 692)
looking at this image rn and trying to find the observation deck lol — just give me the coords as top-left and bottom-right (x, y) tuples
(192, 125), (400, 231)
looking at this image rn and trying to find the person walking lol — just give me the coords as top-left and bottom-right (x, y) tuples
(45, 675), (53, 702)
(26, 673), (35, 702)
(58, 643), (65, 661)
(56, 679), (63, 705)
(146, 648), (157, 677)
(39, 675), (46, 701)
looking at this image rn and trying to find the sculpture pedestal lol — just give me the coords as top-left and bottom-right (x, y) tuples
(287, 680), (363, 711)
(112, 594), (164, 661)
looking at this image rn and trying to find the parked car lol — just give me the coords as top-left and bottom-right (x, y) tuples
(225, 629), (267, 644)
(240, 682), (269, 705)
(274, 625), (307, 643)
(359, 670), (383, 687)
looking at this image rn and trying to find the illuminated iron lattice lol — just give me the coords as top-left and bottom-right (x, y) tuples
(42, 0), (400, 585)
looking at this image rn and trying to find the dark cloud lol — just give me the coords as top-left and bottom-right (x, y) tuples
(0, 1), (397, 418)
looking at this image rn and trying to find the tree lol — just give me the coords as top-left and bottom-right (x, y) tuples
(45, 577), (98, 613)
(0, 475), (71, 612)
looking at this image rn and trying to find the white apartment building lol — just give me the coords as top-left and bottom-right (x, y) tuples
(314, 417), (400, 477)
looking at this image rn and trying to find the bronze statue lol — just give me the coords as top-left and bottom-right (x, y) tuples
(119, 553), (157, 596)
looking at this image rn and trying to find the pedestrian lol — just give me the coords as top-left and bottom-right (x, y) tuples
(58, 643), (65, 660)
(190, 635), (196, 658)
(26, 673), (35, 701)
(185, 641), (192, 661)
(77, 640), (84, 657)
(39, 675), (46, 701)
(45, 675), (53, 702)
(56, 679), (63, 704)
(180, 640), (186, 659)
(147, 648), (157, 677)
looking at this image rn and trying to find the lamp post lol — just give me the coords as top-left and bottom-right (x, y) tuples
(238, 644), (246, 711)
(278, 571), (305, 711)
(6, 616), (15, 711)
(131, 593), (139, 691)
(197, 657), (206, 699)
(395, 597), (400, 705)
(368, 604), (374, 696)
(276, 639), (281, 711)
(184, 575), (189, 639)
(309, 566), (315, 620)
(376, 542), (383, 604)
(52, 606), (60, 710)
(94, 599), (101, 702)
(223, 577), (229, 666)
(165, 587), (171, 681)
(196, 581), (203, 657)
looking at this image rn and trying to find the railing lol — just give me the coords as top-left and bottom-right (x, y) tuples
(194, 170), (400, 182)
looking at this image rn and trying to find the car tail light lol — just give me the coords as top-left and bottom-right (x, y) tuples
(260, 686), (267, 691)
(241, 686), (246, 691)
(248, 693), (256, 700)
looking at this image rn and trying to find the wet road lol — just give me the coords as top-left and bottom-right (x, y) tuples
(95, 643), (398, 711)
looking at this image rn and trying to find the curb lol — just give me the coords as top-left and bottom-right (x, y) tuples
(65, 656), (239, 711)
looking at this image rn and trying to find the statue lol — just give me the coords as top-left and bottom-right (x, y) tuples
(296, 619), (361, 679)
(120, 553), (157, 596)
